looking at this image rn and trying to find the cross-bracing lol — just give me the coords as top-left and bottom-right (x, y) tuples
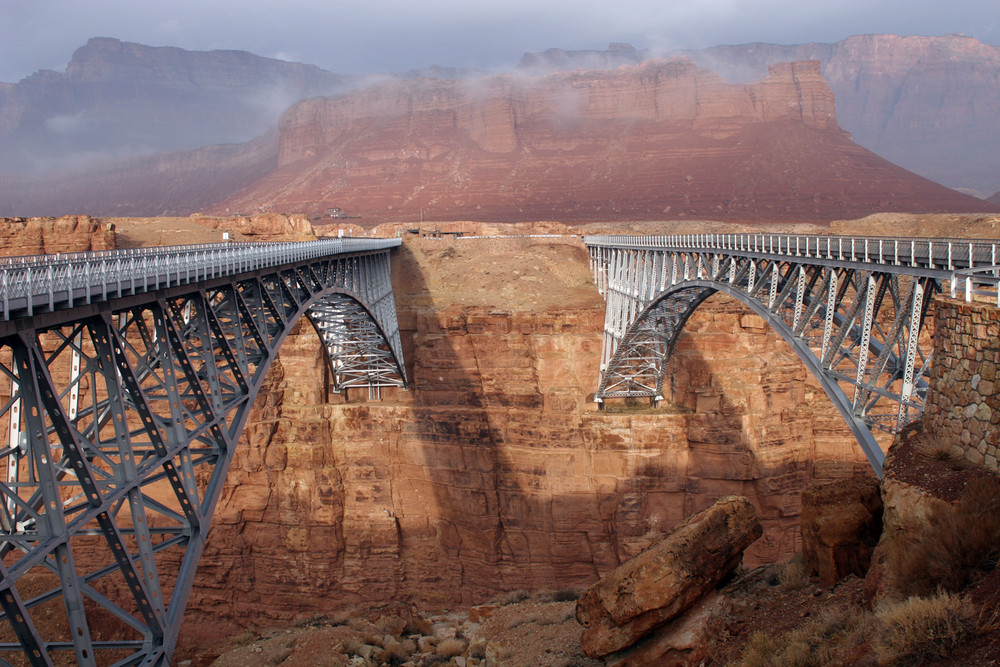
(0, 239), (406, 666)
(587, 233), (1000, 475)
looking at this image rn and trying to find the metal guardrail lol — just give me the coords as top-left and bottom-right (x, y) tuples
(0, 238), (401, 320)
(951, 266), (1000, 306)
(585, 234), (1000, 274)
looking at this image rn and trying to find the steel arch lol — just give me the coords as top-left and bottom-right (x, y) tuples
(603, 280), (890, 471)
(588, 238), (948, 477)
(0, 243), (406, 666)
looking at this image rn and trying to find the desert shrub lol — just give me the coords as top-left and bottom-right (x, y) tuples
(403, 615), (434, 636)
(779, 554), (810, 592)
(435, 636), (467, 658)
(552, 588), (580, 602)
(874, 591), (973, 665)
(233, 629), (259, 646)
(494, 589), (531, 605)
(467, 636), (487, 659)
(887, 474), (1000, 597)
(341, 636), (363, 655)
(267, 647), (293, 665)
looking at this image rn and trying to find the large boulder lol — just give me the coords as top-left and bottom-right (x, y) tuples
(575, 496), (762, 658)
(800, 476), (883, 587)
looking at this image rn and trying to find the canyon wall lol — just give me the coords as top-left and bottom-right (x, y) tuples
(177, 234), (872, 650)
(0, 215), (115, 254)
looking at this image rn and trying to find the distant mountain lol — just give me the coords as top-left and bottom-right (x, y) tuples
(0, 133), (277, 218)
(0, 37), (349, 175)
(212, 59), (994, 223)
(1, 34), (998, 221)
(520, 34), (1000, 195)
(989, 190), (1000, 206)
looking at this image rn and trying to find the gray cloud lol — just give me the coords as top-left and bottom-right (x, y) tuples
(1, 0), (998, 82)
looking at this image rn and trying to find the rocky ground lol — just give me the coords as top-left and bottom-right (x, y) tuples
(194, 561), (1000, 666)
(191, 425), (1000, 667)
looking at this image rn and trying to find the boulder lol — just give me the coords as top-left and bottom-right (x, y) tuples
(575, 496), (762, 657)
(800, 476), (883, 587)
(606, 592), (729, 667)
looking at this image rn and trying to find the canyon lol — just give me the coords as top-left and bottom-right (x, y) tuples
(2, 214), (999, 665)
(126, 217), (876, 654)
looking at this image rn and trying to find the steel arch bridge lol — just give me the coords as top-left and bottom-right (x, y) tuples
(587, 233), (1000, 476)
(0, 238), (406, 666)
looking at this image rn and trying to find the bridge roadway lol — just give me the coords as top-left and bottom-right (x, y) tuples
(586, 233), (1000, 476)
(0, 238), (407, 666)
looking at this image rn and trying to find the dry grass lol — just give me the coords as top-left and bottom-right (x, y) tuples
(435, 637), (468, 658)
(778, 554), (810, 592)
(233, 629), (259, 646)
(736, 590), (976, 666)
(736, 608), (867, 667)
(873, 591), (973, 665)
(886, 475), (1000, 597)
(494, 589), (531, 605)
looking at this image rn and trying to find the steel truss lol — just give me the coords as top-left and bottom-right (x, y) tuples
(585, 237), (967, 475)
(0, 245), (405, 665)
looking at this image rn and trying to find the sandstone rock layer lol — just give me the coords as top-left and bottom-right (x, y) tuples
(217, 59), (992, 222)
(800, 476), (882, 587)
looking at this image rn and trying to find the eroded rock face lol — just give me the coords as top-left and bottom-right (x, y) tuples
(575, 496), (761, 657)
(530, 34), (1000, 195)
(218, 58), (992, 222)
(800, 476), (883, 587)
(0, 215), (115, 254)
(175, 235), (873, 654)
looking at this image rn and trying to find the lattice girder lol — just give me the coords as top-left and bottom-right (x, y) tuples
(0, 245), (405, 666)
(589, 242), (941, 475)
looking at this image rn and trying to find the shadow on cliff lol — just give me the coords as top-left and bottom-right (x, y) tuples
(657, 292), (874, 565)
(175, 242), (876, 659)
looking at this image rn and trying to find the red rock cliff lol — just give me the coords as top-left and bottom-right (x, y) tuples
(217, 57), (992, 223)
(176, 234), (872, 652)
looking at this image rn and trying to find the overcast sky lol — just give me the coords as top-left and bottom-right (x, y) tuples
(1, 0), (998, 83)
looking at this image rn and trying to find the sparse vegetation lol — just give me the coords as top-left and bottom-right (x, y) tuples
(435, 637), (467, 658)
(494, 588), (531, 605)
(874, 591), (973, 665)
(778, 554), (810, 591)
(551, 588), (580, 602)
(736, 608), (867, 667)
(887, 474), (1000, 597)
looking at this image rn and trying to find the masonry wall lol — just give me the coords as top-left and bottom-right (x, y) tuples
(925, 296), (1000, 471)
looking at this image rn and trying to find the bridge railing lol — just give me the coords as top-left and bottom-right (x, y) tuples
(951, 266), (1000, 307)
(0, 237), (401, 319)
(585, 234), (1000, 273)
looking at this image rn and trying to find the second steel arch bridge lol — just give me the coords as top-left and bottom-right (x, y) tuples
(586, 233), (1000, 476)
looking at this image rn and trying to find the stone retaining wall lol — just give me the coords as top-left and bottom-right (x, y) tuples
(925, 296), (1000, 470)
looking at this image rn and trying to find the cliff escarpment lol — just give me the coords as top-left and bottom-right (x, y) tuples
(527, 34), (1000, 195)
(176, 234), (871, 651)
(216, 57), (993, 222)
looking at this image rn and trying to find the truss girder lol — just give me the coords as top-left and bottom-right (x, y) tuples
(0, 248), (405, 665)
(589, 245), (941, 475)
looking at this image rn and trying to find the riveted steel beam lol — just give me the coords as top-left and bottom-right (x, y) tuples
(0, 240), (406, 665)
(586, 235), (962, 476)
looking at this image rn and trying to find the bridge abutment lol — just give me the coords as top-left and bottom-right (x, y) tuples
(925, 296), (1000, 471)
